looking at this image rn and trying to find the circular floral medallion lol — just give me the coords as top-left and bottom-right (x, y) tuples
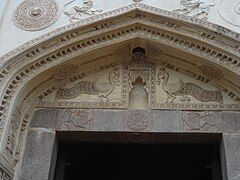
(126, 112), (149, 131)
(12, 0), (60, 31)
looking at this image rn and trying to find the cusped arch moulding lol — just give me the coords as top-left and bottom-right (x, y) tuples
(0, 3), (239, 177)
(12, 0), (61, 31)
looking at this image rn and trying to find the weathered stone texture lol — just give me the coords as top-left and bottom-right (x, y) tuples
(18, 129), (57, 180)
(221, 133), (240, 180)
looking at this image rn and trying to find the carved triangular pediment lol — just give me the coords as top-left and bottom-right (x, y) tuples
(38, 48), (239, 110)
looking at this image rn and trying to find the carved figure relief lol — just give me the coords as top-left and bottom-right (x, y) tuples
(57, 109), (93, 130)
(39, 48), (239, 111)
(218, 0), (240, 26)
(12, 0), (60, 31)
(56, 67), (120, 102)
(63, 0), (103, 22)
(157, 68), (223, 104)
(183, 111), (221, 131)
(173, 0), (215, 20)
(125, 111), (149, 131)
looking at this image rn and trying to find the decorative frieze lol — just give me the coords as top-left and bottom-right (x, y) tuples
(12, 0), (60, 31)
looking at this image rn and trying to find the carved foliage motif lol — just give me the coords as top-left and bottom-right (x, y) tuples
(63, 0), (103, 22)
(183, 111), (221, 131)
(57, 109), (93, 130)
(173, 0), (215, 20)
(13, 0), (60, 31)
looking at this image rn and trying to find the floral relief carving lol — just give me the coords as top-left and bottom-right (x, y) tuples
(12, 0), (60, 31)
(125, 111), (150, 131)
(173, 0), (215, 20)
(63, 0), (103, 22)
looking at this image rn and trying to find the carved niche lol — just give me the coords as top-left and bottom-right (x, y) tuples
(38, 47), (240, 111)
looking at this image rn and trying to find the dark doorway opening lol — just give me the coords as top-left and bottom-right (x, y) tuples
(54, 133), (222, 180)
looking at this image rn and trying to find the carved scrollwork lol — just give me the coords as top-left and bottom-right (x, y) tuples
(63, 0), (103, 22)
(173, 0), (215, 20)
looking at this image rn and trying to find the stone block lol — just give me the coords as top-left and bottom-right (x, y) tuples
(221, 133), (240, 180)
(222, 112), (238, 132)
(19, 129), (57, 180)
(30, 109), (58, 129)
(56, 109), (94, 131)
(151, 110), (182, 132)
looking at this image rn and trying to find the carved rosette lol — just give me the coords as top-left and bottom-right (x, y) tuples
(125, 111), (149, 131)
(12, 0), (60, 31)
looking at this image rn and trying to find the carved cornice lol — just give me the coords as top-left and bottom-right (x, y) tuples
(0, 3), (240, 68)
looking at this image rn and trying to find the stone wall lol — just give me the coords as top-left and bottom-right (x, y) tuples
(16, 108), (240, 180)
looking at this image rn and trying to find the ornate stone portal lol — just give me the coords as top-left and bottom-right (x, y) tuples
(0, 3), (240, 179)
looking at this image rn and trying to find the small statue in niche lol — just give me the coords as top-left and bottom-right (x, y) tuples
(129, 77), (149, 109)
(63, 0), (103, 22)
(173, 0), (215, 20)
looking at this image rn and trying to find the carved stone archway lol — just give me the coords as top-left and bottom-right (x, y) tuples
(0, 3), (239, 179)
